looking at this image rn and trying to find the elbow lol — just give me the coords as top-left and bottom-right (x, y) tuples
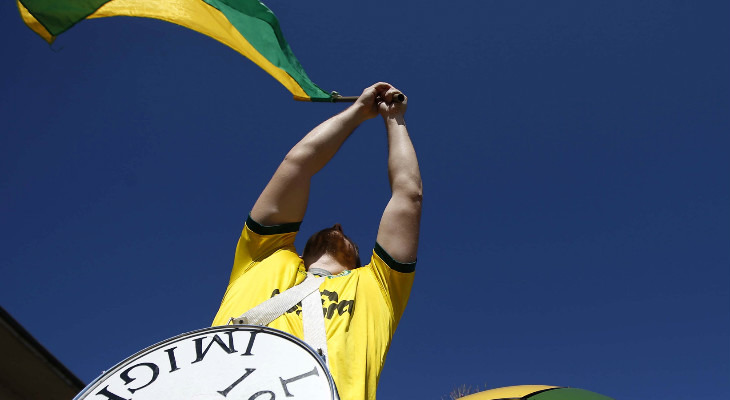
(282, 146), (318, 175)
(393, 176), (423, 206)
(412, 185), (424, 208)
(409, 180), (424, 204)
(283, 147), (309, 166)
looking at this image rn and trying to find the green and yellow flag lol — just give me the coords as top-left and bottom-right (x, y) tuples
(17, 0), (333, 101)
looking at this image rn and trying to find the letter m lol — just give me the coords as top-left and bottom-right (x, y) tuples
(192, 331), (237, 363)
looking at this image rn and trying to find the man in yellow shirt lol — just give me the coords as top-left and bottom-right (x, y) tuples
(213, 82), (422, 400)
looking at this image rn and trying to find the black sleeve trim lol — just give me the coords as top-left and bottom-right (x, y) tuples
(246, 214), (301, 235)
(374, 243), (416, 273)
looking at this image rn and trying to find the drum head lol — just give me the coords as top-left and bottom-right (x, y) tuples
(75, 325), (339, 400)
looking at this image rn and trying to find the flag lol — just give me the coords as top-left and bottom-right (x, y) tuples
(17, 0), (333, 101)
(459, 385), (615, 400)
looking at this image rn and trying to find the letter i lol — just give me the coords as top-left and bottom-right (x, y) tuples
(164, 347), (180, 373)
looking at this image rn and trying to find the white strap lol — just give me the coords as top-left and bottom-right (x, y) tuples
(230, 273), (325, 326)
(303, 283), (329, 364)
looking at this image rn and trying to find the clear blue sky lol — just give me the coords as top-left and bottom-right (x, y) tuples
(2, 1), (728, 399)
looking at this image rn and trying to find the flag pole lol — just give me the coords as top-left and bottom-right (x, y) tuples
(330, 92), (405, 103)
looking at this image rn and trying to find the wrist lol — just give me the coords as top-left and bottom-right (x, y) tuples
(344, 103), (373, 124)
(336, 106), (368, 128)
(383, 114), (406, 127)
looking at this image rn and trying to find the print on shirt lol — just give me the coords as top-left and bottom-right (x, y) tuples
(270, 289), (355, 319)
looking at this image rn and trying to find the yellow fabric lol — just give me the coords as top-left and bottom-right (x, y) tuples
(213, 221), (415, 400)
(18, 2), (54, 43)
(17, 0), (311, 100)
(459, 385), (560, 400)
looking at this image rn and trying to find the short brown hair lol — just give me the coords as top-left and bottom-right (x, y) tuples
(302, 225), (361, 269)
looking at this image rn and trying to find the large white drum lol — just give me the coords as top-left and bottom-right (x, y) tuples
(75, 325), (339, 400)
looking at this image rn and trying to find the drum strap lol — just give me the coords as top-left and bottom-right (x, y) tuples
(229, 273), (330, 365)
(302, 278), (329, 364)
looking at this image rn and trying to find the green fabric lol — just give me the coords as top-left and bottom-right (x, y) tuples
(202, 0), (330, 100)
(19, 0), (111, 36)
(529, 388), (614, 400)
(19, 0), (332, 101)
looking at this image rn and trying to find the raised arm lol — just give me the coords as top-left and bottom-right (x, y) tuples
(250, 84), (385, 226)
(375, 84), (423, 263)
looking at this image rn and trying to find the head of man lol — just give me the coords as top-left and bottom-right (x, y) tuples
(302, 224), (361, 271)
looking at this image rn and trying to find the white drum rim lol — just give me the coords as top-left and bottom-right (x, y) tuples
(74, 324), (338, 400)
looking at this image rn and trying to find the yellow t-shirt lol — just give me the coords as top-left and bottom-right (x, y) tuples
(212, 216), (415, 400)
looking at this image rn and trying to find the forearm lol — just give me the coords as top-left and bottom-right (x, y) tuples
(385, 117), (422, 200)
(251, 106), (365, 225)
(285, 107), (365, 176)
(251, 82), (400, 226)
(375, 115), (422, 263)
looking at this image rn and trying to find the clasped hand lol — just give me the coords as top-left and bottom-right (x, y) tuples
(354, 82), (407, 122)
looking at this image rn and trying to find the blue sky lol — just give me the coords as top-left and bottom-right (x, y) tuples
(2, 1), (729, 399)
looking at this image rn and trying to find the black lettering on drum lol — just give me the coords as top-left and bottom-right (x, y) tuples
(119, 362), (160, 393)
(279, 367), (319, 397)
(95, 386), (129, 400)
(217, 368), (255, 397)
(241, 330), (258, 356)
(192, 331), (237, 363)
(249, 391), (275, 399)
(164, 347), (180, 372)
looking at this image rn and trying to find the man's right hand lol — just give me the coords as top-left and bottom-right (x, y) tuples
(353, 82), (407, 122)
